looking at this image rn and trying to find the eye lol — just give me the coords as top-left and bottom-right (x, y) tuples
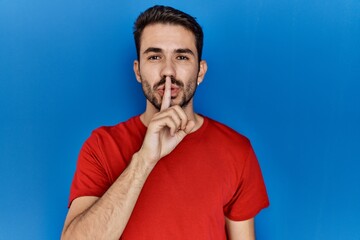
(176, 55), (189, 60)
(148, 55), (161, 60)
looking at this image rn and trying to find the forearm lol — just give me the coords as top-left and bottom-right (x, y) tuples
(62, 152), (155, 240)
(226, 217), (255, 240)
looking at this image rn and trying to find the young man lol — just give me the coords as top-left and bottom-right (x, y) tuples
(61, 5), (269, 240)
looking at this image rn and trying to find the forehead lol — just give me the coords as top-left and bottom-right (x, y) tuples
(140, 23), (197, 54)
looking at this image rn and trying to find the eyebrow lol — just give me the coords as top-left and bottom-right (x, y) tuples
(143, 47), (162, 54)
(143, 47), (195, 56)
(174, 48), (195, 56)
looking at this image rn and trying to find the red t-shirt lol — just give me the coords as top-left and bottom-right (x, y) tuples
(69, 115), (269, 239)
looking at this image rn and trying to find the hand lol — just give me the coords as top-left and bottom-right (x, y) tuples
(138, 77), (195, 165)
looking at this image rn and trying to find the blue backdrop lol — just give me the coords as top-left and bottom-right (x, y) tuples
(1, 1), (359, 239)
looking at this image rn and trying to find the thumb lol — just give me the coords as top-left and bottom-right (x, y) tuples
(175, 120), (195, 141)
(183, 120), (195, 134)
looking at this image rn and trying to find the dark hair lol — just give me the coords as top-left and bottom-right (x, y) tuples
(133, 5), (204, 62)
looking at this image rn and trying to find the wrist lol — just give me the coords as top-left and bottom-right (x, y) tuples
(132, 151), (157, 172)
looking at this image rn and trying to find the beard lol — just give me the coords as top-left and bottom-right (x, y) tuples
(140, 75), (198, 110)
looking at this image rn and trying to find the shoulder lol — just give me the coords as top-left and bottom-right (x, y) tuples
(91, 115), (144, 138)
(204, 116), (251, 149)
(200, 116), (255, 163)
(84, 115), (146, 148)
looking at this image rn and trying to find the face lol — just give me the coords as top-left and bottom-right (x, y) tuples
(134, 23), (207, 110)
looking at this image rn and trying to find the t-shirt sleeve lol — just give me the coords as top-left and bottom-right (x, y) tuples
(68, 131), (110, 207)
(224, 143), (269, 220)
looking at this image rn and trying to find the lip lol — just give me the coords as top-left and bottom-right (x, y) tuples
(157, 84), (180, 97)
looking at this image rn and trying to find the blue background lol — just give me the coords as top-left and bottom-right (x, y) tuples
(1, 0), (359, 239)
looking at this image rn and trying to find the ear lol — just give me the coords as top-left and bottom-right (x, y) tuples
(133, 60), (141, 83)
(197, 60), (208, 85)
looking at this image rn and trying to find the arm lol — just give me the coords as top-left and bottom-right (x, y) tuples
(61, 152), (155, 239)
(226, 217), (255, 240)
(61, 77), (195, 239)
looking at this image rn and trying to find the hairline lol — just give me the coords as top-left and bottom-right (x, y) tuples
(138, 22), (200, 61)
(138, 21), (201, 62)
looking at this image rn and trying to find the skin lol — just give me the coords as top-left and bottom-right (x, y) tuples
(61, 23), (255, 240)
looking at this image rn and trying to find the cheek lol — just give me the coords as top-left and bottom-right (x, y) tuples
(140, 65), (160, 81)
(142, 80), (151, 91)
(178, 66), (198, 78)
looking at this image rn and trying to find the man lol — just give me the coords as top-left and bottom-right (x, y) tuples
(61, 5), (269, 240)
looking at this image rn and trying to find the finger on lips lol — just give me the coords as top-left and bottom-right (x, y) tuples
(160, 76), (172, 111)
(156, 76), (190, 135)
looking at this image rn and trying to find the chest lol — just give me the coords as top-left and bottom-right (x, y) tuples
(135, 140), (237, 218)
(106, 135), (240, 239)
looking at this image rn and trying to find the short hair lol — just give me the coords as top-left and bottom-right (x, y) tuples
(133, 5), (204, 62)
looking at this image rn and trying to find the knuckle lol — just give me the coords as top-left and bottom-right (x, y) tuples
(173, 105), (182, 112)
(168, 107), (177, 114)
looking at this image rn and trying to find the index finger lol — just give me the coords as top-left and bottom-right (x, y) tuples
(160, 76), (171, 111)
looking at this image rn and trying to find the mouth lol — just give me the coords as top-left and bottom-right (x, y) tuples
(157, 84), (181, 97)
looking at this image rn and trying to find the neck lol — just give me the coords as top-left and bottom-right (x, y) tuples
(140, 99), (203, 132)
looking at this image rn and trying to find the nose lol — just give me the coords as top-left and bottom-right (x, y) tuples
(160, 58), (176, 79)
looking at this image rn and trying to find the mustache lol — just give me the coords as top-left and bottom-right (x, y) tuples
(153, 77), (184, 90)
